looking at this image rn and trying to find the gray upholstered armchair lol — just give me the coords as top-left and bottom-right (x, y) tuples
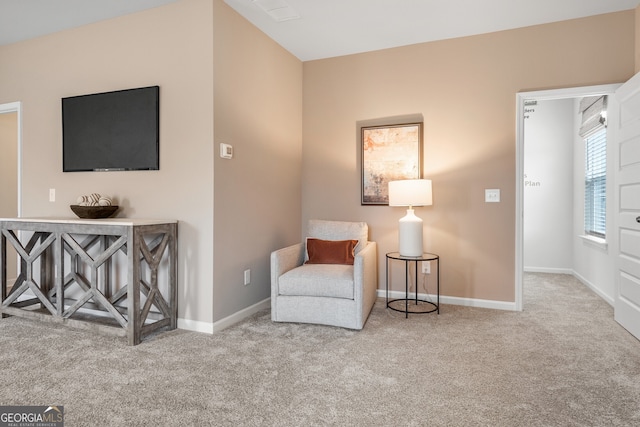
(270, 219), (378, 330)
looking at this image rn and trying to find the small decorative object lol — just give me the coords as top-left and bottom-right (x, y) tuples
(76, 193), (103, 206)
(98, 196), (112, 206)
(71, 193), (118, 218)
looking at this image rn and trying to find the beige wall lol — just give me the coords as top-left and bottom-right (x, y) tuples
(213, 2), (302, 320)
(0, 0), (215, 323)
(0, 112), (18, 217)
(302, 12), (635, 302)
(0, 112), (18, 282)
(636, 5), (640, 73)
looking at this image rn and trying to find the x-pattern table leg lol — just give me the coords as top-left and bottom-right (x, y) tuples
(137, 232), (172, 325)
(61, 232), (129, 328)
(1, 229), (57, 315)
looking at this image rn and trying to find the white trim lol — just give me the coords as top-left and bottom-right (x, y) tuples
(212, 298), (270, 332)
(0, 102), (21, 111)
(515, 84), (621, 314)
(178, 298), (271, 334)
(578, 234), (608, 251)
(440, 295), (517, 311)
(177, 317), (214, 334)
(573, 270), (614, 307)
(524, 267), (573, 274)
(173, 269), (612, 332)
(0, 101), (22, 217)
(377, 289), (517, 311)
(515, 95), (525, 311)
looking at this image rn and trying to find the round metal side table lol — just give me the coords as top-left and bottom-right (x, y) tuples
(386, 252), (440, 318)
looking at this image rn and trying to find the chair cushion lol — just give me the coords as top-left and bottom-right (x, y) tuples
(278, 264), (355, 299)
(306, 220), (368, 259)
(305, 238), (358, 265)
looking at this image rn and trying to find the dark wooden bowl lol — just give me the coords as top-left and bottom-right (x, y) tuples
(70, 205), (119, 219)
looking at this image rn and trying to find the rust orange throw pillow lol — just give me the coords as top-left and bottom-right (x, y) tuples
(305, 238), (358, 265)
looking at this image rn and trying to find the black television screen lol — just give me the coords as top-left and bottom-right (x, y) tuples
(62, 86), (159, 172)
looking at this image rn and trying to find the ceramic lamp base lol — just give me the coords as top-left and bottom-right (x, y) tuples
(398, 208), (423, 257)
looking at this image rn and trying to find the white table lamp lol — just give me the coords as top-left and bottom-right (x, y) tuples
(389, 179), (433, 257)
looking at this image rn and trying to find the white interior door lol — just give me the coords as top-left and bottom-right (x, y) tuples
(614, 72), (640, 341)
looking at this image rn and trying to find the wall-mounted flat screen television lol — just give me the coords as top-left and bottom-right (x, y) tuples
(62, 86), (159, 172)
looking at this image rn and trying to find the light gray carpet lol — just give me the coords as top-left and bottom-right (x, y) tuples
(1, 273), (639, 426)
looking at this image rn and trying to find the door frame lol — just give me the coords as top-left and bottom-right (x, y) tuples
(0, 101), (22, 217)
(515, 84), (621, 311)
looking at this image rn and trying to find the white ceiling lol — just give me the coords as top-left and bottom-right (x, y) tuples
(1, 0), (639, 61)
(0, 0), (179, 46)
(225, 0), (640, 61)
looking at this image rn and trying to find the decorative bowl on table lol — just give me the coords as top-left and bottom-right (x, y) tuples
(70, 205), (119, 219)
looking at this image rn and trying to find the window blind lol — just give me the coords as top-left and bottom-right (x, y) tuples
(584, 128), (607, 238)
(579, 95), (607, 138)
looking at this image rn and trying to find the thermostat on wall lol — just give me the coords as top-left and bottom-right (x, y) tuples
(220, 143), (233, 159)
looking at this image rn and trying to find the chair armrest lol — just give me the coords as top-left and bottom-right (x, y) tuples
(271, 243), (304, 297)
(354, 241), (378, 305)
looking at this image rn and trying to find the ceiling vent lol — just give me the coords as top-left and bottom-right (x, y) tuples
(252, 0), (300, 22)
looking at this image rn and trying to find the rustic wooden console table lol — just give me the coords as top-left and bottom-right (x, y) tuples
(0, 218), (178, 345)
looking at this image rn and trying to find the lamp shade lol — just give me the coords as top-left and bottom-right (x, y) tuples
(389, 179), (432, 207)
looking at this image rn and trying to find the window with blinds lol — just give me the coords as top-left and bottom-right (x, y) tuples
(584, 128), (607, 238)
(580, 95), (607, 239)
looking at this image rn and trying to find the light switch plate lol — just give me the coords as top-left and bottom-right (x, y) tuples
(485, 189), (500, 203)
(220, 143), (233, 159)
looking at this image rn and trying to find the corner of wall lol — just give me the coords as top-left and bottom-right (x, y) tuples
(636, 5), (640, 73)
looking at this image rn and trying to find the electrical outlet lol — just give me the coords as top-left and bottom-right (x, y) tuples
(243, 269), (251, 285)
(422, 261), (430, 274)
(49, 188), (55, 202)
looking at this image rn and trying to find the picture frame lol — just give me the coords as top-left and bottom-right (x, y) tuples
(361, 122), (423, 205)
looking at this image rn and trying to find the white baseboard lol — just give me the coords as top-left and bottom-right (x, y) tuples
(177, 298), (271, 334)
(377, 290), (517, 311)
(143, 270), (619, 334)
(439, 294), (517, 311)
(177, 318), (214, 334)
(181, 287), (522, 334)
(572, 271), (615, 307)
(212, 298), (271, 333)
(525, 269), (614, 307)
(524, 267), (573, 274)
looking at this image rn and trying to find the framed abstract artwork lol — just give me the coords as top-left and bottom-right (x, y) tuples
(361, 122), (423, 205)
